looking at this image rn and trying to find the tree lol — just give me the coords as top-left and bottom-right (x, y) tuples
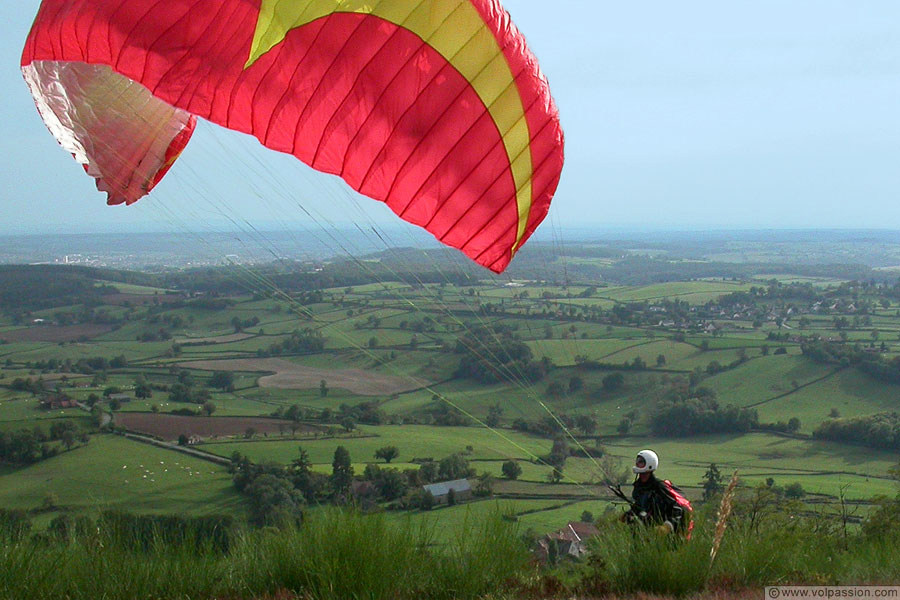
(201, 401), (217, 417)
(485, 404), (503, 428)
(568, 375), (584, 392)
(178, 433), (189, 446)
(438, 454), (473, 481)
(784, 482), (806, 499)
(367, 336), (378, 348)
(331, 446), (353, 497)
(244, 474), (305, 527)
(598, 453), (630, 485)
(474, 472), (494, 496)
(602, 372), (624, 393)
(60, 429), (76, 451)
(617, 418), (632, 435)
(501, 460), (522, 480)
(376, 468), (408, 501)
(787, 417), (801, 433)
(575, 414), (596, 435)
(656, 354), (666, 367)
(135, 383), (152, 399)
(244, 427), (256, 439)
(90, 405), (105, 427)
(546, 381), (565, 397)
(208, 371), (234, 391)
(419, 461), (437, 484)
(580, 510), (594, 523)
(547, 466), (563, 484)
(702, 463), (723, 501)
(340, 417), (355, 432)
(319, 379), (328, 397)
(417, 489), (435, 511)
(374, 445), (399, 463)
(447, 488), (457, 506)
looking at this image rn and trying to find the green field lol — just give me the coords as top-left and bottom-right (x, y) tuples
(201, 425), (552, 465)
(3, 261), (900, 540)
(0, 435), (242, 516)
(603, 434), (898, 501)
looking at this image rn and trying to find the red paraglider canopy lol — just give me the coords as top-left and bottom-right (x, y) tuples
(22, 0), (564, 272)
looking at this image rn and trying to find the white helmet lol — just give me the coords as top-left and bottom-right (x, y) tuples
(632, 449), (659, 474)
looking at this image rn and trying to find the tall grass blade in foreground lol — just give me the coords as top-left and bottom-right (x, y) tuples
(709, 470), (739, 569)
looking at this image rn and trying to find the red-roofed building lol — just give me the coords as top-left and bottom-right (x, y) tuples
(40, 394), (78, 410)
(534, 521), (600, 563)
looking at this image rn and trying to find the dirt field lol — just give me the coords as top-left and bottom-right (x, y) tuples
(180, 358), (426, 395)
(114, 413), (316, 440)
(0, 324), (114, 343)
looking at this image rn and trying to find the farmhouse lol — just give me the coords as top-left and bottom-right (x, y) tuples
(534, 521), (600, 563)
(40, 394), (77, 410)
(108, 393), (132, 403)
(423, 479), (471, 504)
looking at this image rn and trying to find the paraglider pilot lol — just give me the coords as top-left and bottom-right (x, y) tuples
(619, 449), (692, 536)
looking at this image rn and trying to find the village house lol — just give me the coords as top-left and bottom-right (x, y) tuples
(40, 394), (78, 410)
(107, 393), (132, 403)
(534, 521), (601, 563)
(422, 479), (472, 505)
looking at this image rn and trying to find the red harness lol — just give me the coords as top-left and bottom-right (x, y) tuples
(662, 479), (694, 539)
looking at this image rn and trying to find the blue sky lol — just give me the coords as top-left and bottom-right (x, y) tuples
(2, 1), (899, 236)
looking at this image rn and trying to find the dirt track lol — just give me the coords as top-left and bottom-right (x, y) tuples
(180, 358), (425, 395)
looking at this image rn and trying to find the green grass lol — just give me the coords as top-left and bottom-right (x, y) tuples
(0, 508), (529, 600)
(385, 498), (564, 541)
(603, 433), (898, 501)
(514, 500), (601, 533)
(201, 424), (551, 465)
(0, 435), (242, 516)
(753, 368), (900, 431)
(602, 281), (755, 304)
(524, 338), (643, 366)
(106, 282), (172, 295)
(0, 395), (85, 422)
(599, 340), (698, 367)
(703, 355), (835, 407)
